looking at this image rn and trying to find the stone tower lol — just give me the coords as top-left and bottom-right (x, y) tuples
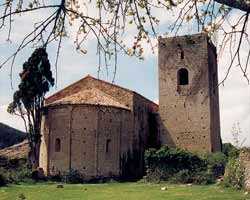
(158, 33), (221, 152)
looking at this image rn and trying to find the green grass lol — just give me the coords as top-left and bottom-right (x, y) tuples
(0, 182), (249, 200)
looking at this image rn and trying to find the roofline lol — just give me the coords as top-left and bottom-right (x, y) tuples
(90, 76), (158, 107)
(46, 75), (134, 102)
(158, 32), (207, 40)
(88, 75), (133, 93)
(46, 75), (91, 102)
(44, 102), (131, 111)
(132, 91), (158, 107)
(46, 75), (158, 107)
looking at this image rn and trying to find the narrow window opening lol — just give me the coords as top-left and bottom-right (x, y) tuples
(180, 51), (184, 59)
(177, 68), (189, 85)
(177, 44), (184, 60)
(55, 138), (61, 152)
(106, 139), (111, 153)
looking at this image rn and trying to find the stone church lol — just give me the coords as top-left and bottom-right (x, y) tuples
(39, 33), (221, 179)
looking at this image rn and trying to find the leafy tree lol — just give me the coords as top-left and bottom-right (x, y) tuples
(7, 48), (54, 168)
(0, 0), (249, 82)
(222, 143), (240, 159)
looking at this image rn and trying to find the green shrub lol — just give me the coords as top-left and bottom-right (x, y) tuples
(145, 167), (169, 183)
(1, 165), (32, 184)
(145, 146), (206, 174)
(144, 146), (210, 183)
(62, 169), (84, 184)
(192, 170), (215, 185)
(222, 158), (245, 190)
(144, 146), (230, 184)
(169, 170), (192, 184)
(0, 156), (32, 185)
(49, 174), (62, 182)
(202, 152), (227, 178)
(222, 143), (240, 160)
(0, 168), (7, 186)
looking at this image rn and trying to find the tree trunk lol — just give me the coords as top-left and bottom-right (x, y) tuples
(28, 140), (41, 169)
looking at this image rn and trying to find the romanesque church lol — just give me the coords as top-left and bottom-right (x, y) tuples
(39, 33), (221, 179)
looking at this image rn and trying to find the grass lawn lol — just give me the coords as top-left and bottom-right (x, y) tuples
(0, 182), (249, 200)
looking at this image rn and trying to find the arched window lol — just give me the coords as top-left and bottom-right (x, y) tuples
(55, 138), (61, 152)
(180, 50), (184, 59)
(177, 68), (189, 85)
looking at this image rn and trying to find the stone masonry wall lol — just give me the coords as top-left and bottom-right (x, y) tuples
(39, 104), (134, 179)
(97, 106), (132, 177)
(240, 149), (250, 191)
(207, 42), (221, 151)
(70, 105), (98, 177)
(46, 105), (71, 175)
(158, 33), (221, 152)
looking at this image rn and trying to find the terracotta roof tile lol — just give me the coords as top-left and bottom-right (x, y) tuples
(47, 88), (130, 110)
(0, 140), (29, 159)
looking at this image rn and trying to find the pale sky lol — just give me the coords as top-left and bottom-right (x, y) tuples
(0, 4), (249, 147)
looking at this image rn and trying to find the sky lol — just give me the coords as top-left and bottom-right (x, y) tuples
(0, 2), (249, 147)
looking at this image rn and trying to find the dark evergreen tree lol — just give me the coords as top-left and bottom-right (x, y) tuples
(8, 48), (54, 168)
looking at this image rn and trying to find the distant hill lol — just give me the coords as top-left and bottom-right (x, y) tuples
(0, 122), (26, 149)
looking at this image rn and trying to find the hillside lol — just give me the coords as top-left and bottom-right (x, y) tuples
(0, 122), (26, 149)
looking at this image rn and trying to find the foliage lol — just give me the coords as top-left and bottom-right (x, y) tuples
(144, 146), (210, 183)
(222, 143), (240, 160)
(192, 170), (215, 185)
(169, 169), (215, 185)
(0, 168), (7, 187)
(169, 169), (193, 184)
(0, 156), (32, 185)
(202, 152), (227, 178)
(8, 48), (54, 167)
(31, 168), (47, 181)
(145, 146), (206, 172)
(222, 158), (245, 190)
(144, 147), (230, 184)
(0, 0), (249, 82)
(62, 169), (84, 184)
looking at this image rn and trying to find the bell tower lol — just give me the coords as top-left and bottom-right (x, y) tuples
(158, 33), (221, 152)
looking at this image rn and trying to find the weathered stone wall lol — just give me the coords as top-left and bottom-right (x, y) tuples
(70, 105), (98, 177)
(40, 105), (72, 175)
(134, 95), (159, 144)
(40, 97), (157, 179)
(158, 33), (221, 152)
(97, 106), (132, 177)
(39, 115), (49, 174)
(39, 104), (135, 179)
(240, 149), (250, 191)
(125, 93), (159, 177)
(207, 43), (221, 152)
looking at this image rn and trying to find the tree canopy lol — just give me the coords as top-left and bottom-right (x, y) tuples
(0, 0), (249, 82)
(7, 48), (54, 167)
